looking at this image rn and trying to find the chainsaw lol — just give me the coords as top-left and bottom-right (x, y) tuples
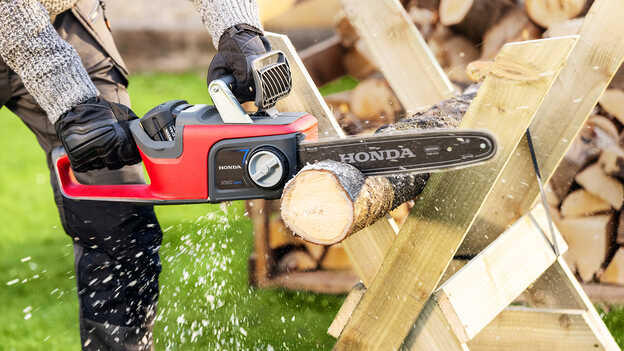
(53, 51), (497, 204)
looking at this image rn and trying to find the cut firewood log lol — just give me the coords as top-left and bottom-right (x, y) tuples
(408, 7), (438, 40)
(575, 163), (624, 210)
(560, 189), (612, 218)
(542, 17), (584, 38)
(350, 77), (402, 123)
(480, 8), (542, 60)
(439, 0), (513, 42)
(525, 0), (587, 28)
(277, 250), (317, 273)
(598, 89), (624, 125)
(544, 182), (560, 208)
(438, 35), (480, 84)
(598, 147), (624, 181)
(335, 15), (359, 48)
(320, 244), (352, 271)
(556, 214), (614, 282)
(600, 248), (624, 285)
(407, 0), (440, 11)
(587, 114), (620, 141)
(281, 93), (472, 244)
(549, 131), (601, 200)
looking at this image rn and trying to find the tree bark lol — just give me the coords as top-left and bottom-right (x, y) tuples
(280, 92), (474, 245)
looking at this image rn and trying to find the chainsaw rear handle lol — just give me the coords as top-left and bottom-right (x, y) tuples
(52, 145), (168, 203)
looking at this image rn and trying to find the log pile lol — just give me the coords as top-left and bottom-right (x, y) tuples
(548, 94), (624, 288)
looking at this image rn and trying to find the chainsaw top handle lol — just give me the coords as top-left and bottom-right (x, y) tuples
(208, 51), (291, 122)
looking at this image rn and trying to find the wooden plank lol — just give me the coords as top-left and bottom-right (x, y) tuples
(300, 36), (346, 86)
(468, 307), (604, 351)
(526, 259), (619, 350)
(402, 300), (467, 351)
(343, 220), (396, 287)
(270, 270), (359, 294)
(458, 0), (624, 255)
(335, 37), (578, 351)
(436, 205), (568, 342)
(328, 282), (366, 338)
(266, 32), (345, 138)
(340, 0), (455, 114)
(247, 199), (272, 286)
(583, 283), (624, 304)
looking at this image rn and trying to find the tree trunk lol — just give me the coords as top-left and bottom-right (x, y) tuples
(280, 93), (474, 245)
(439, 0), (513, 42)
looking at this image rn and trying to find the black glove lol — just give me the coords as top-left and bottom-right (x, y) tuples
(55, 97), (141, 173)
(207, 24), (270, 102)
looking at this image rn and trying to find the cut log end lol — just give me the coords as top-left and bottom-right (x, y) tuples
(281, 168), (356, 245)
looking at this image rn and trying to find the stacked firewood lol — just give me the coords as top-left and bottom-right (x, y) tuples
(263, 201), (353, 275)
(548, 92), (624, 286)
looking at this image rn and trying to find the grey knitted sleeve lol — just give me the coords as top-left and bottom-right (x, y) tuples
(192, 0), (263, 48)
(0, 0), (98, 124)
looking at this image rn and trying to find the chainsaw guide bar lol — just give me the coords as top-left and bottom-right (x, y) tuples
(297, 129), (497, 176)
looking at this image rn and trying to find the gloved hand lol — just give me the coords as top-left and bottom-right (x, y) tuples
(55, 97), (141, 173)
(207, 24), (270, 102)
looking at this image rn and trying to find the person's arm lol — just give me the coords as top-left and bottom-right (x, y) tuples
(0, 0), (140, 172)
(0, 0), (98, 124)
(192, 0), (271, 102)
(191, 0), (263, 48)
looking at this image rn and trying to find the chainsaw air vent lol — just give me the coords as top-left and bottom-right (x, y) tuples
(253, 53), (292, 111)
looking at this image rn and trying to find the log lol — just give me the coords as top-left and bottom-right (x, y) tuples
(277, 250), (317, 273)
(549, 132), (601, 200)
(320, 244), (353, 270)
(390, 202), (411, 227)
(408, 7), (438, 40)
(436, 35), (480, 84)
(575, 163), (624, 210)
(350, 77), (402, 123)
(598, 89), (624, 125)
(598, 146), (624, 180)
(280, 159), (428, 245)
(480, 8), (542, 60)
(281, 93), (472, 244)
(560, 189), (611, 218)
(600, 247), (624, 285)
(525, 0), (587, 28)
(587, 114), (619, 141)
(439, 0), (513, 42)
(556, 214), (613, 282)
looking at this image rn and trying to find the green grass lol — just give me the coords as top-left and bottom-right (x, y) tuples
(1, 72), (623, 350)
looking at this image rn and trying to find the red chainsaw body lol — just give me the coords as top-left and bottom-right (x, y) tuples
(55, 113), (318, 203)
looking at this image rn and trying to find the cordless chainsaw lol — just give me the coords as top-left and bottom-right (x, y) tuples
(53, 51), (497, 204)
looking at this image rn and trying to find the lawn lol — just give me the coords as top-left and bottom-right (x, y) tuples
(0, 72), (622, 350)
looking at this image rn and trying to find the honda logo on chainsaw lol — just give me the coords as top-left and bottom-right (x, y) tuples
(338, 148), (417, 163)
(218, 165), (243, 170)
